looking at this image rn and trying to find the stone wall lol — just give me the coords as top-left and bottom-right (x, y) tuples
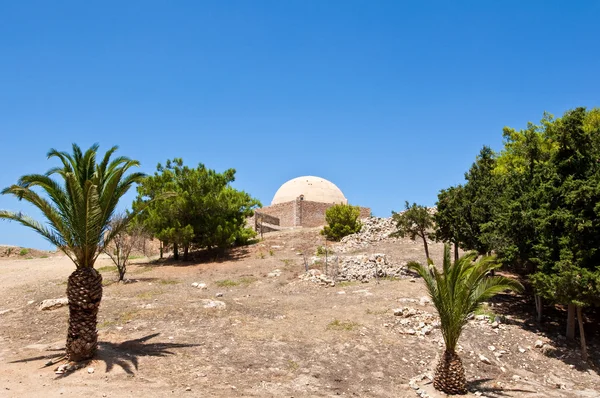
(296, 200), (333, 227)
(254, 201), (296, 227)
(254, 212), (280, 226)
(255, 199), (370, 229)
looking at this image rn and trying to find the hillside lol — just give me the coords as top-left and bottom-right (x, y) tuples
(0, 219), (598, 397)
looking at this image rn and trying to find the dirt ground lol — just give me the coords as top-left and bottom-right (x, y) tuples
(1, 229), (599, 397)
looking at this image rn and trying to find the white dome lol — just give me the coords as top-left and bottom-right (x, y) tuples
(271, 176), (347, 205)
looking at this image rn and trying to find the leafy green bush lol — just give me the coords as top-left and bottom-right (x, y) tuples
(321, 204), (362, 241)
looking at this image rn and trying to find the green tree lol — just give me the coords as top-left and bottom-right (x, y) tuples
(392, 201), (434, 262)
(528, 107), (600, 357)
(134, 159), (260, 259)
(461, 146), (499, 255)
(0, 144), (144, 361)
(321, 203), (362, 241)
(408, 245), (523, 394)
(434, 185), (468, 261)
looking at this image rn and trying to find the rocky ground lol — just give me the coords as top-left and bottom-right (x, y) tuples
(0, 218), (599, 397)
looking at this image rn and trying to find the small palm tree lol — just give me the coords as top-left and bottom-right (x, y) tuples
(0, 144), (144, 362)
(408, 245), (523, 394)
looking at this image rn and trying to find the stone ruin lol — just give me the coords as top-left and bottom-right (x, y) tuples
(334, 216), (399, 253)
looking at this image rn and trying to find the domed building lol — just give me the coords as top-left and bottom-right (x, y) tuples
(253, 176), (370, 232)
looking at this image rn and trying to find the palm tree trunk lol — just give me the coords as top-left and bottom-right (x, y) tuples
(434, 350), (467, 395)
(65, 267), (103, 361)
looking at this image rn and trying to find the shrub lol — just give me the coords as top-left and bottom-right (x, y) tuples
(321, 204), (362, 241)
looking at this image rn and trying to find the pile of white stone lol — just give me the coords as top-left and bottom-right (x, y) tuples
(334, 217), (399, 253)
(336, 253), (407, 281)
(298, 269), (335, 286)
(305, 253), (407, 283)
(389, 306), (438, 337)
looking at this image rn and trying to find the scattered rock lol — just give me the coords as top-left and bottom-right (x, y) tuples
(39, 298), (68, 311)
(491, 321), (499, 328)
(535, 340), (544, 348)
(479, 354), (492, 365)
(393, 308), (403, 316)
(518, 347), (526, 353)
(215, 292), (224, 298)
(202, 299), (226, 309)
(197, 283), (207, 289)
(0, 309), (14, 315)
(185, 387), (192, 391)
(87, 367), (95, 374)
(191, 282), (199, 287)
(267, 269), (282, 277)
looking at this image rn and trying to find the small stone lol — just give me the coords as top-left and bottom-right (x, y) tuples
(512, 375), (521, 381)
(197, 283), (207, 289)
(191, 282), (199, 287)
(39, 298), (68, 311)
(337, 291), (346, 295)
(488, 345), (496, 351)
(185, 387), (191, 391)
(500, 366), (506, 373)
(393, 308), (403, 316)
(87, 367), (95, 374)
(534, 340), (544, 348)
(27, 300), (35, 305)
(202, 299), (226, 309)
(518, 347), (526, 353)
(406, 329), (416, 335)
(0, 309), (13, 315)
(491, 321), (499, 328)
(479, 354), (492, 365)
(215, 292), (224, 298)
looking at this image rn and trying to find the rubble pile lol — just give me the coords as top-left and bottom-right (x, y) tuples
(334, 217), (399, 253)
(388, 306), (439, 337)
(305, 253), (407, 283)
(336, 253), (407, 281)
(298, 269), (335, 286)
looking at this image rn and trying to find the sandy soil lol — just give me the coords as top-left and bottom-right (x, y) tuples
(0, 230), (598, 398)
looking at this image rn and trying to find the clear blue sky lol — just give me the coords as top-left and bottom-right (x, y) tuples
(1, 1), (599, 249)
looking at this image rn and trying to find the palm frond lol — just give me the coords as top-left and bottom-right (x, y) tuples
(409, 244), (523, 352)
(2, 144), (144, 269)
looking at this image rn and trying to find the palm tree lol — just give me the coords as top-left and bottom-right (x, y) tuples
(0, 144), (144, 362)
(408, 245), (523, 394)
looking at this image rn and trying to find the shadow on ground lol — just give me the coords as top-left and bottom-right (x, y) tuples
(486, 291), (600, 374)
(10, 333), (202, 378)
(468, 378), (536, 397)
